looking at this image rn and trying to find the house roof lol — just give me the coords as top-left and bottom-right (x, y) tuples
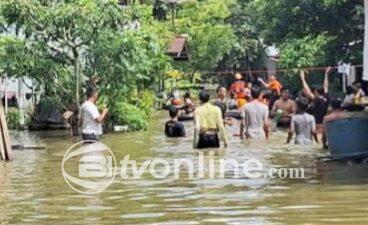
(167, 36), (189, 61)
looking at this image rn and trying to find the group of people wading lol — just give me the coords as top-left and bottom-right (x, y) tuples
(165, 67), (366, 149)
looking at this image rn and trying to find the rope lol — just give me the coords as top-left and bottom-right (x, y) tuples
(216, 64), (363, 75)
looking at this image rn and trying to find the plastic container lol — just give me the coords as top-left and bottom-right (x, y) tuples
(326, 116), (368, 157)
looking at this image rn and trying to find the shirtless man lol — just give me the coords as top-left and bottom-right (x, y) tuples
(322, 99), (346, 149)
(271, 88), (297, 127)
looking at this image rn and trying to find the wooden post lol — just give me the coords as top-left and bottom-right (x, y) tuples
(4, 76), (7, 114)
(0, 122), (5, 161)
(0, 101), (12, 161)
(342, 73), (347, 93)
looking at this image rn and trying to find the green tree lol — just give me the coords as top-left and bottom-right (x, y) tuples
(0, 0), (131, 106)
(173, 0), (237, 76)
(250, 0), (364, 67)
(0, 1), (172, 131)
(279, 34), (334, 68)
(222, 0), (262, 70)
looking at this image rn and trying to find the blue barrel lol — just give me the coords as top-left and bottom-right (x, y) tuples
(326, 116), (368, 157)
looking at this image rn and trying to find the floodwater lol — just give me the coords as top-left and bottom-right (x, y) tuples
(1, 112), (368, 225)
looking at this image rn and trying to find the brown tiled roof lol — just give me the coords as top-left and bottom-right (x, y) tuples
(167, 36), (189, 60)
(168, 37), (185, 54)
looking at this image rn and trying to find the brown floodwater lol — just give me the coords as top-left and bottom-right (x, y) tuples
(1, 112), (368, 225)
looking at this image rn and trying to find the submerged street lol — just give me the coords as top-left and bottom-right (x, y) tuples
(1, 112), (368, 225)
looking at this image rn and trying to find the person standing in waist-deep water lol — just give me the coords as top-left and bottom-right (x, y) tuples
(239, 86), (270, 140)
(322, 98), (346, 149)
(79, 87), (109, 142)
(229, 73), (248, 100)
(213, 85), (235, 126)
(183, 91), (195, 113)
(165, 106), (186, 138)
(286, 97), (318, 145)
(193, 90), (228, 149)
(271, 88), (297, 127)
(299, 67), (332, 133)
(342, 85), (366, 111)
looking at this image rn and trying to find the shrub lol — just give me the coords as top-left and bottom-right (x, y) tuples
(137, 90), (155, 117)
(6, 108), (22, 130)
(113, 102), (148, 131)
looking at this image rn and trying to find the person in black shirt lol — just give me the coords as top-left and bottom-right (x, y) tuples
(165, 106), (186, 137)
(213, 86), (228, 119)
(300, 68), (332, 133)
(213, 85), (235, 126)
(307, 87), (329, 124)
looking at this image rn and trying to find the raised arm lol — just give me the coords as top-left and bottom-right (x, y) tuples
(324, 66), (332, 94)
(95, 108), (109, 123)
(300, 70), (315, 100)
(257, 77), (269, 88)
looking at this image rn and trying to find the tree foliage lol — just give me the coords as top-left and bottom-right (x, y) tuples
(222, 0), (262, 70)
(279, 34), (334, 68)
(0, 0), (171, 111)
(174, 0), (237, 74)
(250, 0), (364, 67)
(0, 0), (363, 129)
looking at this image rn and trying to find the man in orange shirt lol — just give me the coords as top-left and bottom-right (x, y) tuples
(229, 73), (249, 100)
(258, 75), (283, 95)
(258, 75), (283, 110)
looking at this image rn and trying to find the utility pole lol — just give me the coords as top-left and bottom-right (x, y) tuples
(168, 0), (178, 30)
(363, 0), (368, 80)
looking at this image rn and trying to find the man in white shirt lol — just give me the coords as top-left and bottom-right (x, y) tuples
(286, 97), (318, 145)
(240, 86), (269, 140)
(79, 87), (108, 141)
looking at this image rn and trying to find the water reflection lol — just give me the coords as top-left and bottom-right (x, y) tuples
(0, 113), (367, 224)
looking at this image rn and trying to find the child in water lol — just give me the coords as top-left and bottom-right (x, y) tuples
(164, 106), (186, 138)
